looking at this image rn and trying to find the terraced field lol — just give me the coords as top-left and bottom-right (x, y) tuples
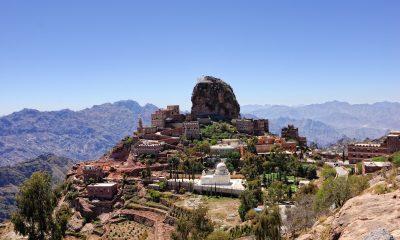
(106, 220), (153, 240)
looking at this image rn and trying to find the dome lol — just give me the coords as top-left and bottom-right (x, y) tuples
(215, 162), (229, 175)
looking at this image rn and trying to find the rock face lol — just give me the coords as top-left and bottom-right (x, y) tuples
(191, 76), (240, 121)
(297, 188), (400, 240)
(363, 228), (395, 240)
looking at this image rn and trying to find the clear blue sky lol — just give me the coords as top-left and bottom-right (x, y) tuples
(1, 1), (399, 115)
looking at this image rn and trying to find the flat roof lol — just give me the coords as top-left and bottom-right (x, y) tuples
(89, 182), (117, 187)
(364, 162), (391, 167)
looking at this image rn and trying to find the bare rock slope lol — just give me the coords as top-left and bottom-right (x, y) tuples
(298, 188), (400, 240)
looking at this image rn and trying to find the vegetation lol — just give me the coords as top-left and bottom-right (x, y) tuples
(314, 175), (369, 211)
(171, 205), (214, 240)
(201, 122), (237, 140)
(253, 205), (281, 240)
(321, 165), (336, 180)
(285, 184), (318, 238)
(11, 172), (71, 240)
(205, 231), (230, 240)
(148, 189), (161, 202)
(267, 181), (291, 204)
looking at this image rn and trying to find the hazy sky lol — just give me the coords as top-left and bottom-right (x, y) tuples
(1, 1), (399, 115)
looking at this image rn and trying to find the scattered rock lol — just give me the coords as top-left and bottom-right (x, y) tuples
(113, 201), (123, 209)
(363, 228), (395, 240)
(67, 212), (84, 232)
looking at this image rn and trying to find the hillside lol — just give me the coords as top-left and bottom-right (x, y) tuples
(0, 100), (158, 166)
(0, 154), (75, 222)
(298, 176), (400, 240)
(269, 118), (345, 146)
(242, 101), (400, 145)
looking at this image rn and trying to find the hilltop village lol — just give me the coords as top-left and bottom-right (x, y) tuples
(14, 76), (400, 240)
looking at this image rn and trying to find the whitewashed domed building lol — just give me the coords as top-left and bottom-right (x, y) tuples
(199, 161), (231, 185)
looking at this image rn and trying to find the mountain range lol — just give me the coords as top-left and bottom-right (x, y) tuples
(0, 154), (75, 221)
(0, 100), (157, 166)
(242, 101), (400, 146)
(1, 100), (399, 166)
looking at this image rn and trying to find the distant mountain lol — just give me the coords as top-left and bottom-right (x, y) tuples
(0, 154), (75, 222)
(269, 118), (345, 146)
(0, 100), (158, 166)
(242, 101), (400, 145)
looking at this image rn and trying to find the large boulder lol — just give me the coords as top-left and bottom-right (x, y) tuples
(191, 76), (240, 121)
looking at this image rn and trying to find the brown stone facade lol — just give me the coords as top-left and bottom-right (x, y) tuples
(362, 161), (392, 174)
(281, 125), (307, 147)
(133, 140), (165, 156)
(183, 121), (201, 139)
(256, 135), (297, 154)
(151, 105), (182, 129)
(234, 118), (269, 136)
(87, 182), (118, 200)
(82, 165), (105, 182)
(347, 131), (400, 164)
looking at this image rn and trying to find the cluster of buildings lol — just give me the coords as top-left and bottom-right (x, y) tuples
(131, 105), (202, 157)
(347, 131), (400, 164)
(233, 118), (269, 136)
(255, 134), (298, 155)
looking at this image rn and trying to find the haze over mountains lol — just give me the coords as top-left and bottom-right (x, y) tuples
(0, 154), (75, 221)
(242, 101), (400, 146)
(0, 100), (157, 166)
(1, 100), (399, 166)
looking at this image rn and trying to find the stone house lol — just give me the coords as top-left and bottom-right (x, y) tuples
(87, 182), (118, 200)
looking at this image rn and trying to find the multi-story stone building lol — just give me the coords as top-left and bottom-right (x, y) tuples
(166, 105), (180, 116)
(151, 105), (182, 129)
(253, 119), (269, 136)
(362, 161), (392, 174)
(235, 119), (254, 134)
(183, 121), (201, 139)
(133, 140), (165, 156)
(347, 131), (400, 164)
(281, 125), (307, 147)
(234, 118), (269, 136)
(87, 182), (118, 200)
(255, 135), (297, 154)
(82, 165), (105, 182)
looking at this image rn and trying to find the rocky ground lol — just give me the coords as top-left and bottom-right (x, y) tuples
(297, 175), (400, 240)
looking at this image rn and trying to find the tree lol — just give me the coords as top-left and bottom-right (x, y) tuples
(238, 189), (260, 221)
(314, 175), (369, 212)
(267, 181), (289, 204)
(168, 156), (180, 180)
(241, 153), (264, 180)
(172, 205), (214, 240)
(285, 194), (316, 238)
(11, 172), (68, 240)
(253, 205), (281, 240)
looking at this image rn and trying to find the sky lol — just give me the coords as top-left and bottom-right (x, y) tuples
(0, 1), (399, 115)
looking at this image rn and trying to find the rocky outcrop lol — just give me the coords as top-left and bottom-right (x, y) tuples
(363, 228), (395, 240)
(191, 76), (240, 121)
(297, 189), (400, 240)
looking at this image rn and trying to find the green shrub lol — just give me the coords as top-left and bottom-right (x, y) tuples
(148, 190), (161, 202)
(321, 165), (336, 180)
(373, 183), (391, 195)
(158, 181), (167, 191)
